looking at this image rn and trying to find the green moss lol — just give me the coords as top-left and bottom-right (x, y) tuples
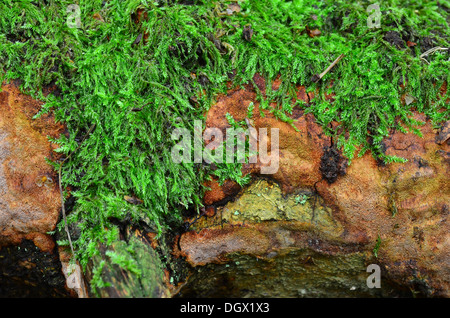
(0, 0), (449, 293)
(373, 235), (382, 258)
(88, 235), (168, 297)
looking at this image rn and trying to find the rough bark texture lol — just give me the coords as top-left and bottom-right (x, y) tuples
(1, 77), (448, 297)
(175, 76), (449, 297)
(84, 229), (172, 298)
(0, 82), (64, 250)
(0, 82), (72, 297)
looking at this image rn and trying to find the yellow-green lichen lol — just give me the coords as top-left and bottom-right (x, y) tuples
(218, 179), (343, 236)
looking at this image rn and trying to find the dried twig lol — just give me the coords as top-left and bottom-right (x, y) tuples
(311, 54), (344, 83)
(420, 47), (449, 64)
(58, 123), (96, 257)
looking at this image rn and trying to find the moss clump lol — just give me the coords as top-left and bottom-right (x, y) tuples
(1, 0), (449, 295)
(87, 234), (168, 297)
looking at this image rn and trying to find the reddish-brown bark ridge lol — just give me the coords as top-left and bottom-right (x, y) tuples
(0, 82), (65, 252)
(180, 74), (449, 296)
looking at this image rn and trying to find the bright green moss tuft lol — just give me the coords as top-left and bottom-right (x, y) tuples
(1, 0), (449, 292)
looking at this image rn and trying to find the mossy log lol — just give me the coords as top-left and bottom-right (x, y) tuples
(84, 228), (171, 298)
